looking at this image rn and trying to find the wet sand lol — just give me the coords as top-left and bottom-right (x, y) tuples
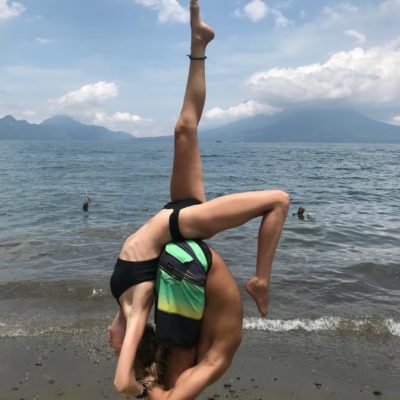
(1, 329), (399, 400)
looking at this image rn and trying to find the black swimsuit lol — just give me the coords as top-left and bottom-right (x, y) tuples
(110, 257), (159, 302)
(109, 198), (202, 304)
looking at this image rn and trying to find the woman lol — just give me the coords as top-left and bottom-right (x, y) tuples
(148, 250), (243, 400)
(108, 0), (289, 397)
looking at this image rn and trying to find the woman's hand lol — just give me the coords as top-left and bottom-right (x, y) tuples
(108, 310), (127, 356)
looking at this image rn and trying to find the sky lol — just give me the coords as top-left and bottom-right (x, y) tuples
(1, 0), (400, 137)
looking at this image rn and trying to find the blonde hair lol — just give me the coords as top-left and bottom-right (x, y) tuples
(134, 324), (169, 386)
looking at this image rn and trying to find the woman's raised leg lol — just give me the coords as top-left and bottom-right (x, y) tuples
(170, 0), (215, 203)
(179, 190), (290, 316)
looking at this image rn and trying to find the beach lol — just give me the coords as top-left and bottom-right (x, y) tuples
(1, 326), (399, 400)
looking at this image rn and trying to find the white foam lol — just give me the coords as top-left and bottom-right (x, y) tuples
(385, 319), (400, 337)
(243, 317), (342, 332)
(243, 317), (400, 337)
(1, 317), (399, 338)
(90, 288), (105, 297)
(0, 327), (28, 337)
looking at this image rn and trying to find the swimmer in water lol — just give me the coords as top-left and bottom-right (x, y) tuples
(295, 207), (305, 219)
(293, 207), (314, 220)
(83, 191), (91, 212)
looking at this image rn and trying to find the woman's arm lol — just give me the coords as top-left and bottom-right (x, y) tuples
(113, 320), (146, 396)
(108, 309), (126, 355)
(149, 353), (231, 400)
(113, 282), (154, 396)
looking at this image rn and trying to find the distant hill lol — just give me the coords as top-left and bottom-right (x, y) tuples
(0, 115), (135, 141)
(201, 109), (400, 143)
(3, 109), (400, 142)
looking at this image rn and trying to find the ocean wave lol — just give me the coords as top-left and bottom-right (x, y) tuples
(348, 262), (400, 277)
(2, 317), (399, 339)
(243, 317), (400, 337)
(385, 319), (400, 337)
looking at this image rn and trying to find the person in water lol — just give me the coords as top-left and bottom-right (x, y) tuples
(294, 206), (315, 220)
(108, 0), (289, 397)
(82, 190), (91, 212)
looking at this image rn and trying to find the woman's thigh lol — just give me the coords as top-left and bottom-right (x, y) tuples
(197, 249), (243, 361)
(180, 190), (288, 239)
(170, 127), (206, 203)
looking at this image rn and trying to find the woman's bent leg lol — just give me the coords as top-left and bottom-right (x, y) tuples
(245, 202), (288, 316)
(179, 190), (290, 316)
(170, 0), (214, 203)
(163, 347), (196, 389)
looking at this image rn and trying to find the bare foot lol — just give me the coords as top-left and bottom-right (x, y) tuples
(190, 0), (215, 51)
(245, 277), (270, 317)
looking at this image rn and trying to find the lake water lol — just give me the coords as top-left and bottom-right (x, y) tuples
(0, 140), (399, 338)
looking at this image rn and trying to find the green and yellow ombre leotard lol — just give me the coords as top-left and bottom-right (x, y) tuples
(155, 240), (212, 348)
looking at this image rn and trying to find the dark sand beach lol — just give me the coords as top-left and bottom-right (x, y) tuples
(1, 328), (399, 400)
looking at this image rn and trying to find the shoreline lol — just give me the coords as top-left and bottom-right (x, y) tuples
(1, 329), (399, 400)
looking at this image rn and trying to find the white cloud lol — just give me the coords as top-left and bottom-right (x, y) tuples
(35, 37), (55, 45)
(90, 111), (153, 136)
(0, 0), (25, 21)
(393, 115), (400, 124)
(235, 1), (290, 27)
(92, 111), (151, 125)
(246, 42), (400, 108)
(236, 0), (269, 23)
(345, 30), (366, 44)
(245, 0), (268, 22)
(380, 0), (400, 13)
(385, 37), (400, 50)
(55, 81), (119, 107)
(263, 0), (400, 64)
(23, 110), (36, 117)
(112, 112), (146, 123)
(271, 8), (290, 28)
(134, 0), (189, 23)
(322, 3), (358, 20)
(205, 100), (281, 123)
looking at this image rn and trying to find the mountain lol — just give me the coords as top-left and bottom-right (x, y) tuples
(3, 109), (400, 142)
(0, 115), (135, 141)
(201, 109), (400, 143)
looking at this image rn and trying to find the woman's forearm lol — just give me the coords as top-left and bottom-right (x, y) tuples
(116, 376), (143, 397)
(113, 302), (153, 395)
(149, 356), (229, 400)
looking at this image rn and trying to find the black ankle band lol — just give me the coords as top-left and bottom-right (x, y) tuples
(187, 54), (207, 60)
